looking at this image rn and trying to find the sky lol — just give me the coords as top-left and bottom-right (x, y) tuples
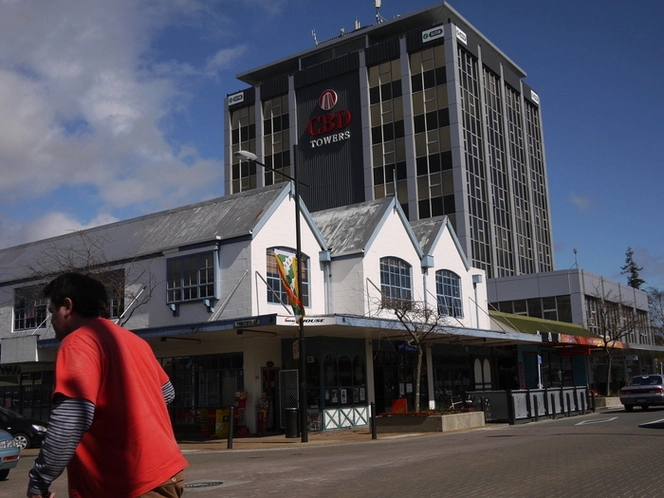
(0, 0), (662, 290)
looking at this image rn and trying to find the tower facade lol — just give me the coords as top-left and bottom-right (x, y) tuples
(224, 2), (554, 279)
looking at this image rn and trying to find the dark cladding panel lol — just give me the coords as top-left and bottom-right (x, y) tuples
(228, 87), (255, 108)
(296, 71), (364, 212)
(406, 27), (445, 54)
(295, 53), (360, 89)
(261, 75), (289, 101)
(503, 67), (522, 93)
(365, 37), (400, 66)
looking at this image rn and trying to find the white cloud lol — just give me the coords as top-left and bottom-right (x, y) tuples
(0, 0), (228, 234)
(569, 193), (594, 212)
(0, 212), (119, 249)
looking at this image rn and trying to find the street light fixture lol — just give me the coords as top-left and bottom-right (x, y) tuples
(233, 148), (309, 443)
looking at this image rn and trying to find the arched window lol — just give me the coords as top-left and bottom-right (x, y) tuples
(266, 247), (309, 306)
(380, 257), (412, 309)
(436, 270), (463, 318)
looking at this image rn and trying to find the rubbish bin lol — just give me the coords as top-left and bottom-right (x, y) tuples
(285, 407), (299, 438)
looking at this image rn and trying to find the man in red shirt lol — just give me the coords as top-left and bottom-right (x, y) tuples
(27, 272), (188, 498)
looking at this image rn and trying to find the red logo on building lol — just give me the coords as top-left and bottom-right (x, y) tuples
(318, 89), (338, 111)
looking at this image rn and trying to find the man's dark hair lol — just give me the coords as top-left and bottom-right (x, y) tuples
(43, 272), (110, 319)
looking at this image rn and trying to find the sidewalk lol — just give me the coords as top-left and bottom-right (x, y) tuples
(177, 428), (392, 452)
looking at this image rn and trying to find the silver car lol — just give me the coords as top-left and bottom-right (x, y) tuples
(0, 428), (20, 480)
(620, 374), (664, 411)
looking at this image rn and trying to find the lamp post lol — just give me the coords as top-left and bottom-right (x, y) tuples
(234, 148), (308, 443)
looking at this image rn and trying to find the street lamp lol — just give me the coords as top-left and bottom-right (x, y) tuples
(233, 148), (309, 443)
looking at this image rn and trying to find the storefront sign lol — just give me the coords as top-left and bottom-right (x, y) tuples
(278, 316), (337, 326)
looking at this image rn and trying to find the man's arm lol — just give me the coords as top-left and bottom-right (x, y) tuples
(162, 380), (175, 404)
(27, 396), (94, 497)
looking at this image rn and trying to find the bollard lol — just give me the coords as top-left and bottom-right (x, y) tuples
(227, 406), (234, 449)
(590, 389), (596, 412)
(534, 396), (539, 422)
(551, 393), (556, 419)
(371, 402), (377, 440)
(566, 392), (571, 417)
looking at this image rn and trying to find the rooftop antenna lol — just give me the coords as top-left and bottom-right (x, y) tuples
(311, 29), (318, 46)
(375, 0), (386, 24)
(572, 248), (579, 269)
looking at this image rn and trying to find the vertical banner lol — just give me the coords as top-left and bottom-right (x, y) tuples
(274, 249), (305, 321)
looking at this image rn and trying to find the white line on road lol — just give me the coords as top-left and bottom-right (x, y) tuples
(575, 417), (618, 426)
(639, 418), (664, 427)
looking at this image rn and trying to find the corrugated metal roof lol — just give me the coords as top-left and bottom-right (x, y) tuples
(0, 184), (290, 284)
(410, 216), (448, 255)
(310, 197), (393, 257)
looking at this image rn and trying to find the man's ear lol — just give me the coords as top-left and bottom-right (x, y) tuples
(63, 297), (74, 316)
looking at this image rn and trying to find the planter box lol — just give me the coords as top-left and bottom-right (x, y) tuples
(375, 411), (485, 434)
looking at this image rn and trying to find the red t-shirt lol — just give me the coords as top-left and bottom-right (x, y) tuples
(54, 318), (188, 497)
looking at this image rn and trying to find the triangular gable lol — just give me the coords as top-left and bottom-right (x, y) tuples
(411, 216), (471, 271)
(363, 197), (423, 261)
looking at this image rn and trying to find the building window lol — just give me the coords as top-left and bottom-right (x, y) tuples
(380, 257), (412, 309)
(167, 252), (216, 303)
(14, 285), (47, 331)
(436, 270), (463, 318)
(266, 247), (309, 307)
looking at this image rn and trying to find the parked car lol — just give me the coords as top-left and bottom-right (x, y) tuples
(0, 406), (47, 449)
(0, 429), (20, 480)
(620, 374), (664, 411)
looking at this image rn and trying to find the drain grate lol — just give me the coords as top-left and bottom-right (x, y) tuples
(185, 481), (224, 489)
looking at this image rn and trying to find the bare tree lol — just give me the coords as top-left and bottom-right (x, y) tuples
(648, 287), (664, 345)
(587, 285), (642, 395)
(23, 231), (154, 326)
(379, 297), (451, 413)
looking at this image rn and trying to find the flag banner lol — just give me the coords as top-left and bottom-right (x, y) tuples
(274, 249), (305, 321)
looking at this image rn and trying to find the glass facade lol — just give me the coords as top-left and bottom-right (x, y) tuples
(369, 59), (408, 216)
(230, 104), (257, 192)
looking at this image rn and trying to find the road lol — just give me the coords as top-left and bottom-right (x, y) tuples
(4, 406), (663, 497)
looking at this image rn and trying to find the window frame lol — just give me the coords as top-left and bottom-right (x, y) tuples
(379, 257), (413, 309)
(166, 251), (217, 304)
(436, 269), (464, 318)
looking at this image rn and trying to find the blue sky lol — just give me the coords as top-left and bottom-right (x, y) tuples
(0, 0), (662, 289)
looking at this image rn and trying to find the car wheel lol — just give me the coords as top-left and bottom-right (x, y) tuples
(624, 405), (633, 412)
(0, 469), (9, 480)
(13, 432), (31, 450)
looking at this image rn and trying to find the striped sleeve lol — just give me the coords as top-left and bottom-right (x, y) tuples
(162, 380), (175, 404)
(28, 397), (95, 496)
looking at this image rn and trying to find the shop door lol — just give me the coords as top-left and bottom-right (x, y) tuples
(261, 367), (279, 431)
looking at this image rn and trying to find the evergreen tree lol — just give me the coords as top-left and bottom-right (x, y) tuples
(621, 246), (645, 289)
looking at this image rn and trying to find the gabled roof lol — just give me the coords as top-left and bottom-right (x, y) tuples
(311, 197), (422, 259)
(0, 184), (294, 284)
(410, 216), (471, 271)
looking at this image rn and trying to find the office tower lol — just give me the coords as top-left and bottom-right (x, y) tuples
(225, 2), (553, 279)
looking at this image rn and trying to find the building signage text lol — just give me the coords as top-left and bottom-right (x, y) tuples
(455, 27), (467, 45)
(228, 92), (244, 105)
(307, 89), (352, 149)
(422, 25), (444, 43)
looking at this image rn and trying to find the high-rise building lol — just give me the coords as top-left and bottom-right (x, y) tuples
(224, 1), (553, 280)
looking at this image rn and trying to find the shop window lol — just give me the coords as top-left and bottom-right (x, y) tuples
(380, 257), (412, 309)
(436, 270), (463, 318)
(266, 247), (309, 307)
(166, 252), (216, 303)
